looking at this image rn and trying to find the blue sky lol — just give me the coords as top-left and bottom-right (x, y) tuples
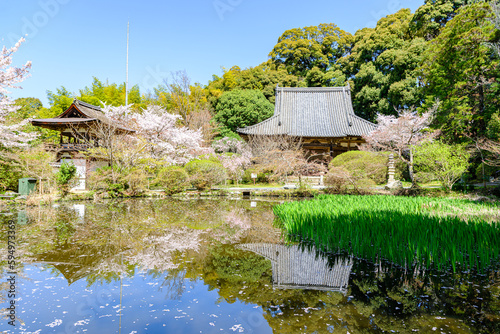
(1, 0), (424, 106)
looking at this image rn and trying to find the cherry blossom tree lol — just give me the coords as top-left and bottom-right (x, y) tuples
(77, 104), (209, 169)
(363, 107), (438, 186)
(0, 38), (35, 148)
(212, 137), (252, 184)
(133, 105), (210, 165)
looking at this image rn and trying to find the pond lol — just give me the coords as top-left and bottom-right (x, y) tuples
(0, 198), (499, 333)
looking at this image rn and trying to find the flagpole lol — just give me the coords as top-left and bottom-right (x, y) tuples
(125, 21), (129, 106)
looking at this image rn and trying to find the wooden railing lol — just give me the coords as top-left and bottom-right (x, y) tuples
(45, 143), (92, 151)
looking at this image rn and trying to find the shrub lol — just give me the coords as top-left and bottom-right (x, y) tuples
(122, 168), (148, 196)
(195, 154), (221, 164)
(88, 167), (113, 193)
(88, 166), (148, 197)
(184, 159), (226, 191)
(0, 159), (21, 192)
(491, 185), (500, 198)
(414, 141), (470, 192)
(414, 172), (437, 184)
(155, 166), (189, 195)
(451, 182), (475, 192)
(329, 151), (395, 185)
(324, 166), (375, 194)
(55, 162), (77, 195)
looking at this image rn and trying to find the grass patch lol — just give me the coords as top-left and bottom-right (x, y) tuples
(273, 195), (500, 272)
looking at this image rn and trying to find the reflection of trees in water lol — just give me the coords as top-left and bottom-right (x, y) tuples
(2, 199), (281, 285)
(4, 200), (497, 332)
(176, 242), (498, 333)
(160, 270), (187, 300)
(346, 258), (500, 333)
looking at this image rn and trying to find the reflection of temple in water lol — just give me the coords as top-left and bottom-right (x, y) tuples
(35, 244), (124, 284)
(239, 243), (353, 293)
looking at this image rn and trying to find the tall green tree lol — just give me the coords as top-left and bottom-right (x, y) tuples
(55, 161), (77, 196)
(341, 9), (426, 121)
(214, 89), (274, 136)
(304, 66), (346, 87)
(410, 0), (473, 40)
(269, 23), (353, 77)
(488, 1), (500, 58)
(421, 2), (499, 141)
(44, 78), (144, 116)
(46, 86), (73, 117)
(78, 77), (143, 110)
(11, 97), (42, 120)
(206, 63), (303, 105)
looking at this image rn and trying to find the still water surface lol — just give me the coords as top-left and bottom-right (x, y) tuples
(0, 198), (499, 333)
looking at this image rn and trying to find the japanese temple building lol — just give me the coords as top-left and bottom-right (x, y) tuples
(31, 99), (134, 189)
(237, 85), (376, 157)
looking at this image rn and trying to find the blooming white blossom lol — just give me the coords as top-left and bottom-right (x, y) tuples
(0, 38), (36, 148)
(366, 110), (434, 150)
(101, 105), (210, 165)
(134, 105), (211, 164)
(212, 137), (252, 182)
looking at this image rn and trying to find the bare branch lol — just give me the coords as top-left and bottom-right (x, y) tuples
(477, 137), (500, 166)
(248, 135), (326, 183)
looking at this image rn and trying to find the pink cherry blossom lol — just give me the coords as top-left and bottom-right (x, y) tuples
(102, 104), (211, 165)
(212, 137), (253, 182)
(0, 38), (36, 148)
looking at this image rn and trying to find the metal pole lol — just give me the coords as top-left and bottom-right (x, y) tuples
(125, 21), (129, 106)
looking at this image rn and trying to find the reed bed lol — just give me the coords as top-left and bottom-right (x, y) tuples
(273, 195), (500, 272)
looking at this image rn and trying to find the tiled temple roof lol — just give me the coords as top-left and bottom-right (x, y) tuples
(31, 99), (134, 133)
(237, 86), (376, 137)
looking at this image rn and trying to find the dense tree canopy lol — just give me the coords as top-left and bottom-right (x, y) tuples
(11, 97), (42, 120)
(421, 2), (499, 141)
(206, 63), (303, 105)
(45, 86), (73, 117)
(6, 0), (500, 171)
(214, 89), (274, 136)
(410, 0), (473, 40)
(342, 9), (426, 121)
(269, 23), (353, 77)
(78, 77), (143, 110)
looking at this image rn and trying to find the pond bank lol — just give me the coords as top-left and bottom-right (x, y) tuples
(1, 183), (499, 209)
